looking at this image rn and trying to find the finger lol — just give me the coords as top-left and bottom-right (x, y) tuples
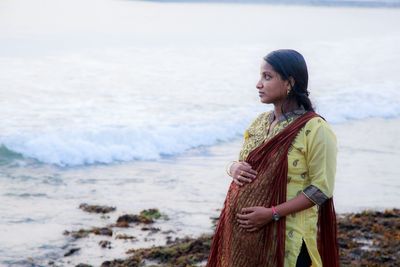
(238, 170), (245, 177)
(241, 171), (257, 180)
(233, 179), (243, 186)
(236, 213), (252, 221)
(239, 224), (255, 229)
(236, 219), (249, 224)
(233, 179), (243, 187)
(236, 168), (256, 180)
(242, 165), (258, 175)
(241, 207), (255, 213)
(250, 169), (258, 175)
(233, 168), (245, 178)
(247, 167), (258, 175)
(238, 165), (257, 176)
(236, 175), (252, 183)
(236, 168), (247, 176)
(236, 213), (251, 219)
(236, 219), (254, 228)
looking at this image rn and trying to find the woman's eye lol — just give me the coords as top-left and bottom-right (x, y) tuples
(265, 75), (271, 80)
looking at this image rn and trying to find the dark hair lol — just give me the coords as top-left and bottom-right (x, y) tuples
(263, 49), (314, 113)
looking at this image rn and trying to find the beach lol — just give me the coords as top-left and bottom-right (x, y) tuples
(0, 0), (399, 265)
(1, 117), (399, 266)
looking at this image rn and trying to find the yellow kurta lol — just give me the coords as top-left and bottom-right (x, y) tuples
(238, 109), (337, 267)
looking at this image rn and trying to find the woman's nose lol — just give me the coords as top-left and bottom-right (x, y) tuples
(256, 80), (263, 89)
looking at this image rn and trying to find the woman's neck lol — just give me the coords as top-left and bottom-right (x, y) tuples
(273, 100), (300, 120)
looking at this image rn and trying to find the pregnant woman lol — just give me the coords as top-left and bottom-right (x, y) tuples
(206, 49), (339, 267)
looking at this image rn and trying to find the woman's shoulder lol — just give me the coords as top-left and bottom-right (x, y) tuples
(243, 111), (272, 140)
(303, 114), (336, 142)
(304, 115), (332, 129)
(251, 110), (273, 125)
(247, 111), (272, 130)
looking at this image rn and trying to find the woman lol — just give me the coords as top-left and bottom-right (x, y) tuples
(206, 49), (339, 267)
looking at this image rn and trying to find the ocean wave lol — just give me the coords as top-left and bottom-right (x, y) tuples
(315, 84), (400, 124)
(0, 117), (250, 167)
(1, 88), (399, 167)
(0, 145), (24, 165)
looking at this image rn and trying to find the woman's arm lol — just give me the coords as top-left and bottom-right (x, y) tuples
(236, 194), (314, 232)
(237, 119), (337, 232)
(275, 193), (315, 217)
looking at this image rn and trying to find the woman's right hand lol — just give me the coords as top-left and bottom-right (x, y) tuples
(230, 161), (258, 186)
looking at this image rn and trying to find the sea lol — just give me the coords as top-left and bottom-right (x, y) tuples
(0, 0), (399, 265)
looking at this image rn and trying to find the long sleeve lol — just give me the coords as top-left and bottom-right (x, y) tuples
(302, 118), (337, 206)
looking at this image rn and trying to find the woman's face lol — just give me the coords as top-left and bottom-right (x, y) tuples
(256, 60), (289, 105)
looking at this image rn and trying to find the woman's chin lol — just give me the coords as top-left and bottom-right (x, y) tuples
(259, 97), (271, 104)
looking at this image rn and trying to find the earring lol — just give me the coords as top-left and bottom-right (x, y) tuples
(287, 87), (291, 96)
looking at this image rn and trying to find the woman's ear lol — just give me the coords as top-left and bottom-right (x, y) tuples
(288, 76), (295, 88)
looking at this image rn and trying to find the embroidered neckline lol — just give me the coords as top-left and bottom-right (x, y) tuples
(267, 106), (306, 124)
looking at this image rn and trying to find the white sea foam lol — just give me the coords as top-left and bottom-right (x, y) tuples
(2, 80), (400, 166)
(0, 117), (251, 166)
(316, 83), (400, 123)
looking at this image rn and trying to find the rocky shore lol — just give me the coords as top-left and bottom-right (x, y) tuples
(54, 205), (399, 267)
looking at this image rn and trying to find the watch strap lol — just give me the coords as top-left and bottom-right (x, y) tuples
(271, 205), (280, 221)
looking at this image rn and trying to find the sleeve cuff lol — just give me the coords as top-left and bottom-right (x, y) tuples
(302, 185), (329, 206)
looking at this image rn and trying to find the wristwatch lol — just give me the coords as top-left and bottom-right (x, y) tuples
(271, 206), (281, 221)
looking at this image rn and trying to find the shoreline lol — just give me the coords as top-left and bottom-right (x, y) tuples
(47, 205), (400, 267)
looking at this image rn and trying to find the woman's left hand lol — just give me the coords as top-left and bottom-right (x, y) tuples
(236, 206), (273, 232)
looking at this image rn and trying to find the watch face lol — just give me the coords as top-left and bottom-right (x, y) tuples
(273, 213), (280, 221)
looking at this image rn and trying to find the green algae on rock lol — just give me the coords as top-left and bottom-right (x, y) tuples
(99, 235), (211, 267)
(63, 227), (113, 239)
(115, 208), (165, 226)
(338, 209), (400, 267)
(72, 208), (399, 267)
(207, 209), (400, 266)
(79, 203), (116, 214)
(115, 233), (138, 241)
(140, 209), (162, 221)
(100, 255), (142, 267)
(75, 264), (93, 267)
(130, 235), (211, 267)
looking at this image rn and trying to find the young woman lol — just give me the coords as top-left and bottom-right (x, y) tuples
(206, 49), (339, 267)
